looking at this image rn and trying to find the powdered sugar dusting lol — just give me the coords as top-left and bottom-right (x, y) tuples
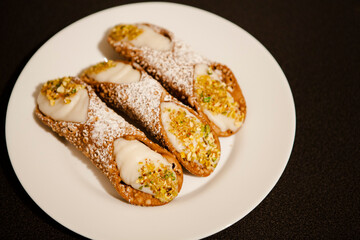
(80, 84), (142, 172)
(113, 34), (209, 98)
(172, 39), (208, 66)
(163, 93), (174, 102)
(87, 86), (139, 145)
(35, 78), (145, 181)
(113, 73), (166, 139)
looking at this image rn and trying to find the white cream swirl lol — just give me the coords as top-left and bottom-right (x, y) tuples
(37, 88), (89, 123)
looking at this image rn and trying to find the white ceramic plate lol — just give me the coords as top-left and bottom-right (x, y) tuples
(5, 2), (295, 240)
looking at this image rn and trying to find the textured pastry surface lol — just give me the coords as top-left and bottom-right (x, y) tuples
(107, 23), (247, 137)
(35, 77), (183, 206)
(82, 61), (221, 177)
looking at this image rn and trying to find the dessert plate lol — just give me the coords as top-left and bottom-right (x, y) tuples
(5, 2), (295, 239)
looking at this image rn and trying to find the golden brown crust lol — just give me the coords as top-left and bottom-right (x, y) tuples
(35, 78), (182, 206)
(193, 63), (247, 137)
(158, 98), (220, 177)
(81, 61), (221, 177)
(107, 23), (247, 137)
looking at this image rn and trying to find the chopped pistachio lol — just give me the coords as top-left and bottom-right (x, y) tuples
(203, 96), (211, 103)
(40, 77), (84, 105)
(136, 160), (178, 203)
(109, 24), (144, 41)
(195, 74), (244, 125)
(166, 108), (220, 169)
(83, 60), (116, 75)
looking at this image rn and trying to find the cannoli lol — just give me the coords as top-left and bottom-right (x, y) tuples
(81, 60), (221, 177)
(107, 23), (247, 137)
(35, 76), (183, 206)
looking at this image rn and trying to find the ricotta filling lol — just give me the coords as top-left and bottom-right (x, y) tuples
(160, 102), (195, 152)
(37, 88), (89, 123)
(194, 63), (240, 132)
(89, 61), (141, 84)
(113, 138), (173, 195)
(130, 25), (172, 51)
(160, 101), (220, 169)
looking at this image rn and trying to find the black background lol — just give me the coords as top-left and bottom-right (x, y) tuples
(0, 0), (359, 239)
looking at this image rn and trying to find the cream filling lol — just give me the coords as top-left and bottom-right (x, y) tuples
(160, 102), (199, 152)
(194, 63), (239, 132)
(37, 88), (89, 122)
(89, 62), (141, 84)
(113, 138), (172, 195)
(194, 63), (222, 81)
(130, 25), (172, 51)
(204, 109), (241, 132)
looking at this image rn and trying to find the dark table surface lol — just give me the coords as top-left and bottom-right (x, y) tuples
(1, 0), (359, 239)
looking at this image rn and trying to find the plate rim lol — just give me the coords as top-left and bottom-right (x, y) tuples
(5, 2), (296, 239)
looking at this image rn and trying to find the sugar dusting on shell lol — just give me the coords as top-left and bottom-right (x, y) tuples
(112, 72), (168, 141)
(113, 37), (209, 98)
(82, 82), (141, 172)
